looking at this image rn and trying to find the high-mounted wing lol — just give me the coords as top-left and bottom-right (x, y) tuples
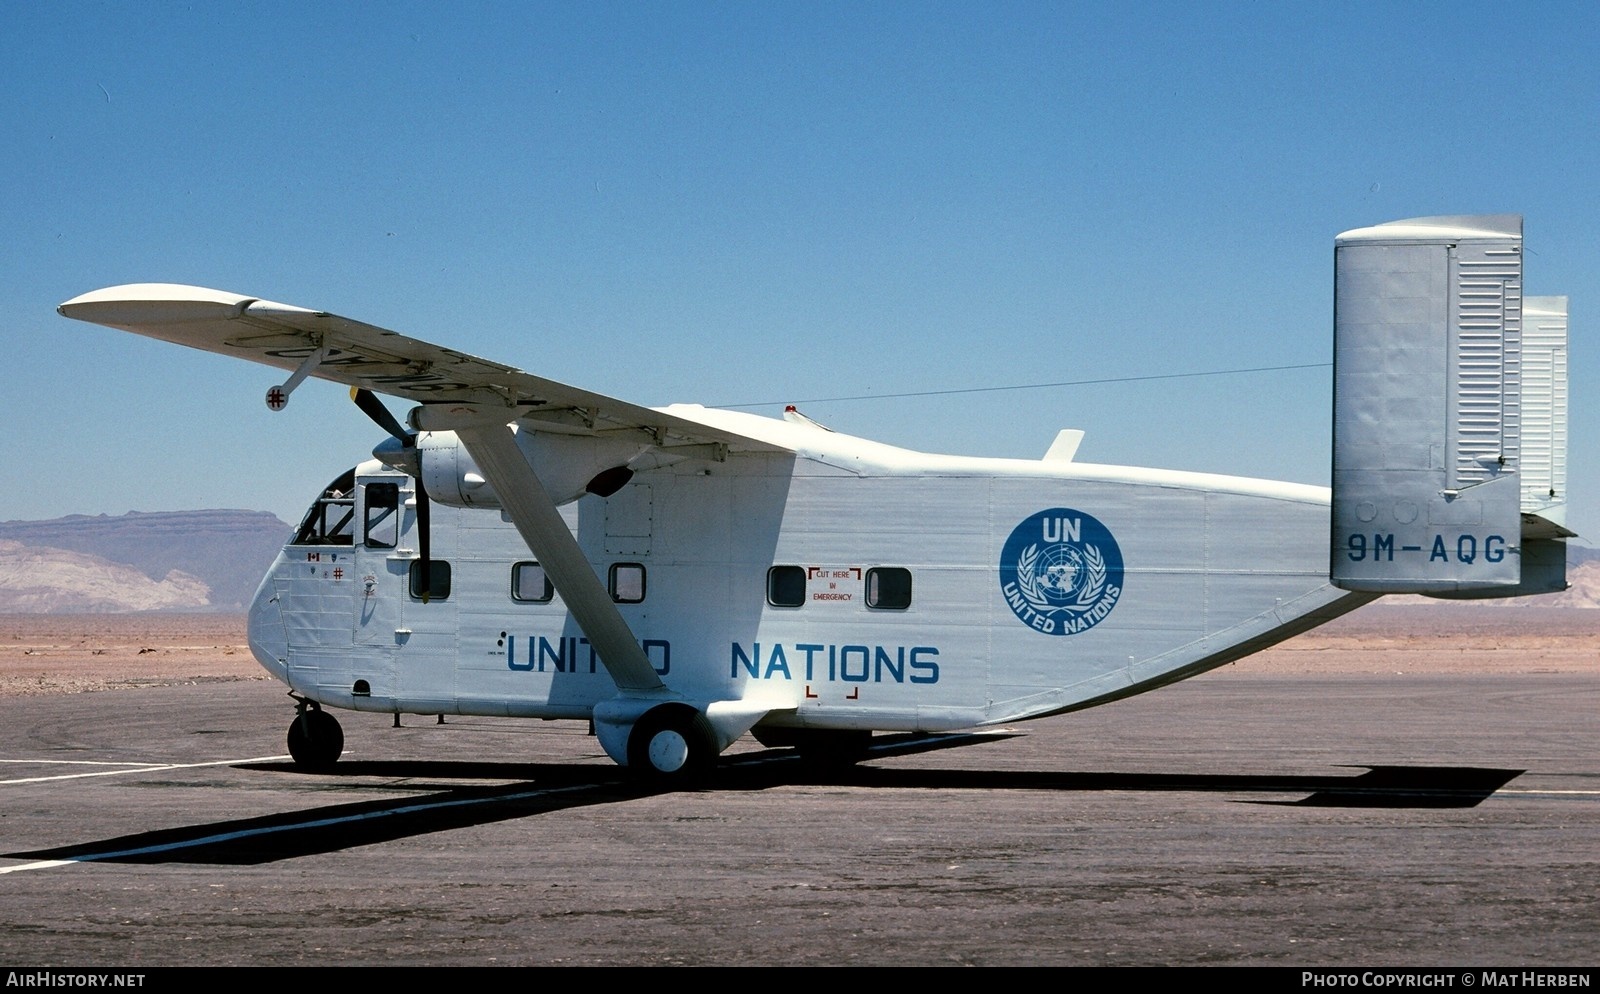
(57, 283), (790, 454)
(60, 284), (793, 762)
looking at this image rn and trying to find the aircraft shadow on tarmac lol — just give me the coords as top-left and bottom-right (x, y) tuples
(5, 733), (1523, 867)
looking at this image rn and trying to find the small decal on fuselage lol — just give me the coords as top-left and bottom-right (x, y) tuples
(999, 508), (1124, 636)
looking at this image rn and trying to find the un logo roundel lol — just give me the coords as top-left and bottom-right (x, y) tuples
(999, 508), (1125, 636)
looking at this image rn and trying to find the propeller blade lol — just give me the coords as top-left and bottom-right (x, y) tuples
(350, 387), (411, 443)
(415, 472), (433, 603)
(350, 388), (432, 600)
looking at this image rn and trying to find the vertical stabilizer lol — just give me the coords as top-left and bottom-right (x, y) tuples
(1331, 215), (1526, 592)
(1520, 295), (1568, 529)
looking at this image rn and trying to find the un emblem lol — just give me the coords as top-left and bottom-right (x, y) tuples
(999, 508), (1124, 636)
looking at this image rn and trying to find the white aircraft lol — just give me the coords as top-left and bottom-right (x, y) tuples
(57, 214), (1572, 782)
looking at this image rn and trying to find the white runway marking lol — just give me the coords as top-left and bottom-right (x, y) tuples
(0, 756), (290, 785)
(0, 783), (592, 875)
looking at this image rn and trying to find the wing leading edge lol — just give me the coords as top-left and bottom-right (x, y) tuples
(57, 283), (791, 455)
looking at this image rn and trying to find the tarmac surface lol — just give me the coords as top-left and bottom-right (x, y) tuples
(2, 666), (1597, 967)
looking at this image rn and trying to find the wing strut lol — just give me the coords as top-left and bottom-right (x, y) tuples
(267, 344), (332, 411)
(444, 417), (667, 694)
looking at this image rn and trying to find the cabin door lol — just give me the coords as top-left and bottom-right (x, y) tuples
(353, 479), (405, 648)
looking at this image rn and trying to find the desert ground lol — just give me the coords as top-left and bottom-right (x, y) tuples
(0, 611), (261, 696)
(4, 604), (1597, 967)
(1, 603), (1596, 697)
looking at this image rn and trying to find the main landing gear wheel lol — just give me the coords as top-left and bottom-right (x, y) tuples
(287, 705), (344, 769)
(627, 704), (716, 784)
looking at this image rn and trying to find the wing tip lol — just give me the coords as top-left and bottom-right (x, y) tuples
(58, 283), (257, 326)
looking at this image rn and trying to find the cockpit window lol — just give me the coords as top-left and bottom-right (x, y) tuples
(364, 482), (400, 549)
(292, 469), (357, 546)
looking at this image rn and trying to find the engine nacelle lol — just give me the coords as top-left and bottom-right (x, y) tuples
(414, 428), (654, 508)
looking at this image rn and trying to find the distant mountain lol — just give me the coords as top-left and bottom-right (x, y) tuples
(0, 540), (212, 613)
(1543, 560), (1600, 607)
(0, 510), (292, 612)
(1567, 543), (1600, 567)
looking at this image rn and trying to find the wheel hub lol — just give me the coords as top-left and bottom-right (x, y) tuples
(647, 729), (690, 772)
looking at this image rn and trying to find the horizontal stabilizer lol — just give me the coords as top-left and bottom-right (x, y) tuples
(1330, 215), (1569, 594)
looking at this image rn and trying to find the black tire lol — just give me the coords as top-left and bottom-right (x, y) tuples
(626, 705), (715, 783)
(287, 708), (344, 769)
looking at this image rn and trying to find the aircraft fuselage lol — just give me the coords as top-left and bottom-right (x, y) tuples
(247, 419), (1369, 737)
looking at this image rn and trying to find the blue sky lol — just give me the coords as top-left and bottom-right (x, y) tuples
(5, 1), (1597, 544)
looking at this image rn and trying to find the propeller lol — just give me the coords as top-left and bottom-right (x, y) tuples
(352, 386), (409, 442)
(352, 387), (434, 602)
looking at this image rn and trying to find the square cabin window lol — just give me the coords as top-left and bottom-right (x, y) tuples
(866, 567), (912, 610)
(511, 561), (554, 603)
(408, 560), (452, 600)
(610, 563), (646, 604)
(767, 565), (806, 607)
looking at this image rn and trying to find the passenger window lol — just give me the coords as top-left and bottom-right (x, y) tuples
(767, 565), (806, 607)
(610, 563), (646, 604)
(408, 560), (452, 600)
(866, 567), (912, 609)
(364, 482), (399, 549)
(512, 561), (554, 603)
